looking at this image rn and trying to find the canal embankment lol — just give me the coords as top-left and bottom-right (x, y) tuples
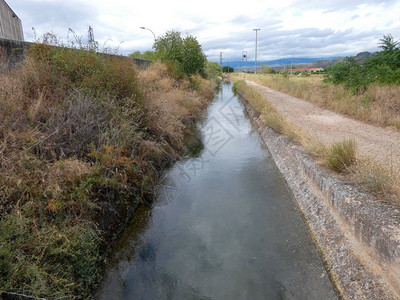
(96, 81), (338, 299)
(0, 42), (218, 299)
(236, 81), (400, 299)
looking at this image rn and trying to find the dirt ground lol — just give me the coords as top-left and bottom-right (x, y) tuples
(245, 80), (400, 170)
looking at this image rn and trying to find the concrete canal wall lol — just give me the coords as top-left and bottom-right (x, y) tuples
(238, 91), (400, 300)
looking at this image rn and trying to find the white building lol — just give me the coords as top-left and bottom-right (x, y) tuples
(0, 0), (23, 41)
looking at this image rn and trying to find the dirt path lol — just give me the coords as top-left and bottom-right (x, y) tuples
(245, 80), (400, 169)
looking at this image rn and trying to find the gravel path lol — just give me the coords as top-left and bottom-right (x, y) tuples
(245, 80), (400, 169)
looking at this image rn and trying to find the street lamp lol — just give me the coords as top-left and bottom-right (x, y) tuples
(253, 28), (260, 74)
(140, 27), (156, 41)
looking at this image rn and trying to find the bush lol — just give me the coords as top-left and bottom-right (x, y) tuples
(0, 34), (217, 298)
(326, 140), (357, 172)
(260, 65), (275, 74)
(26, 43), (141, 100)
(205, 61), (222, 80)
(0, 214), (100, 298)
(130, 50), (156, 61)
(222, 66), (234, 73)
(325, 34), (400, 92)
(153, 30), (206, 77)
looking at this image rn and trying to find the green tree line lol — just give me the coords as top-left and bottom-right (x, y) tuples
(325, 34), (400, 92)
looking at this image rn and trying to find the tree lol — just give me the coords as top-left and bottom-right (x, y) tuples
(153, 30), (206, 77)
(325, 34), (400, 92)
(205, 61), (222, 79)
(130, 50), (156, 61)
(181, 35), (206, 76)
(222, 66), (234, 73)
(379, 34), (398, 52)
(260, 65), (275, 74)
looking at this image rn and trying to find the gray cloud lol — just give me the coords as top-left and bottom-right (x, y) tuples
(10, 1), (98, 40)
(5, 0), (399, 60)
(293, 0), (397, 12)
(205, 26), (386, 61)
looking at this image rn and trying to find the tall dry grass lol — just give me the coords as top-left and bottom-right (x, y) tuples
(234, 79), (400, 204)
(139, 62), (215, 152)
(0, 44), (217, 298)
(237, 73), (400, 130)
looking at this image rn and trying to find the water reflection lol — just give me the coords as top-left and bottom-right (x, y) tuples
(96, 83), (337, 300)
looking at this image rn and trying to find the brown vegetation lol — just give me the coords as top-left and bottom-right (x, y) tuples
(237, 74), (400, 129)
(233, 79), (400, 203)
(0, 44), (217, 298)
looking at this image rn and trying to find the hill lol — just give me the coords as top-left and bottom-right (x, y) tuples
(227, 52), (373, 70)
(295, 52), (373, 69)
(226, 57), (343, 69)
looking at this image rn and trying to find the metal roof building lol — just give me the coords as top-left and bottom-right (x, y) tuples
(0, 0), (23, 41)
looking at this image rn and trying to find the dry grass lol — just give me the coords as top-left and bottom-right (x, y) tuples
(139, 62), (213, 151)
(0, 45), (217, 298)
(235, 73), (400, 130)
(234, 79), (400, 204)
(326, 140), (357, 173)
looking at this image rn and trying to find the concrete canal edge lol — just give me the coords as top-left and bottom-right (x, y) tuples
(238, 91), (400, 299)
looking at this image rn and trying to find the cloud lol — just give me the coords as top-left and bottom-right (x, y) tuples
(293, 0), (397, 12)
(5, 0), (400, 60)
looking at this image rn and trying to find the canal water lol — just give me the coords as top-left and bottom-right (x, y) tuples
(96, 82), (337, 300)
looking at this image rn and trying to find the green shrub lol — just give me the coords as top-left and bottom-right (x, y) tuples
(153, 30), (206, 77)
(232, 80), (245, 95)
(0, 214), (100, 298)
(325, 34), (400, 92)
(205, 61), (222, 80)
(0, 34), (216, 299)
(260, 65), (275, 74)
(130, 50), (156, 61)
(222, 66), (234, 73)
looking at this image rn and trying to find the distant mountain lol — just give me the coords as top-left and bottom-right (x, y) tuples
(295, 52), (373, 69)
(354, 51), (373, 63)
(225, 57), (343, 69)
(226, 53), (374, 70)
(295, 58), (345, 69)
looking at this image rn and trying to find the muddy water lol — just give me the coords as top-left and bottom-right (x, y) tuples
(96, 82), (337, 300)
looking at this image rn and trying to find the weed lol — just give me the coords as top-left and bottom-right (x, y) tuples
(0, 39), (216, 298)
(326, 140), (357, 172)
(236, 73), (400, 130)
(350, 157), (400, 199)
(233, 80), (399, 203)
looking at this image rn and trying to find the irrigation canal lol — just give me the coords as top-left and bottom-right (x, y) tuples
(96, 82), (337, 299)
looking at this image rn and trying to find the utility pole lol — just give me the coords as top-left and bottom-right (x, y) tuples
(253, 29), (260, 74)
(88, 26), (96, 51)
(220, 52), (223, 72)
(291, 58), (293, 74)
(242, 51), (247, 73)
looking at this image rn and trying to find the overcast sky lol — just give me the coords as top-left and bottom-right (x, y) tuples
(6, 0), (400, 62)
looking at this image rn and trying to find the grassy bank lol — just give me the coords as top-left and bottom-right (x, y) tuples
(236, 73), (400, 130)
(233, 80), (400, 204)
(0, 43), (217, 298)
